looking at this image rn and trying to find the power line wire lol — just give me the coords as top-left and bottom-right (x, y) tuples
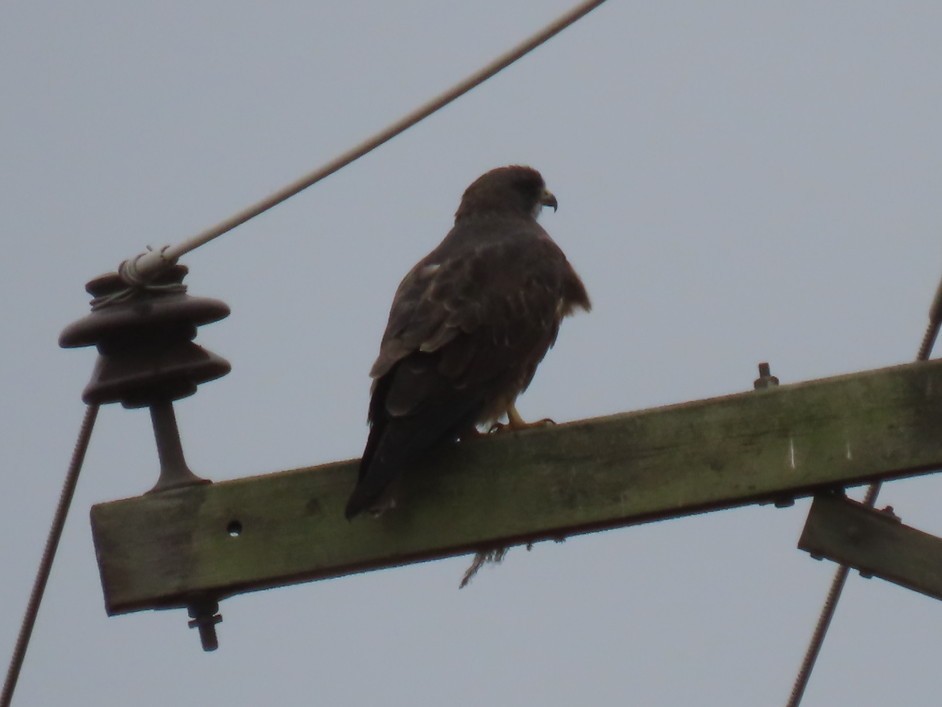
(1, 405), (100, 707)
(785, 273), (942, 707)
(124, 0), (610, 282)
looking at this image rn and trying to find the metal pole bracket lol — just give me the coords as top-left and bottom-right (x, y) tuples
(799, 493), (942, 601)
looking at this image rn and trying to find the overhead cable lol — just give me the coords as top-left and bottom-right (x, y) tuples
(1, 405), (100, 707)
(122, 0), (610, 283)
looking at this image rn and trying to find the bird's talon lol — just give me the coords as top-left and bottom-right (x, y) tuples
(488, 416), (555, 434)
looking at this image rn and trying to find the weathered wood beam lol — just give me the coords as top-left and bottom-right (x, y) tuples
(799, 493), (942, 601)
(91, 360), (942, 614)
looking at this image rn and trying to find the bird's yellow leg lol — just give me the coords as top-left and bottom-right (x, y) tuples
(490, 404), (555, 433)
(507, 405), (531, 428)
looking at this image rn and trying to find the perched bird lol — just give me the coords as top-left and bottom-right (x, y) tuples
(346, 165), (590, 520)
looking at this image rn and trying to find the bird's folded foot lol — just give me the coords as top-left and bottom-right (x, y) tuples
(489, 405), (555, 434)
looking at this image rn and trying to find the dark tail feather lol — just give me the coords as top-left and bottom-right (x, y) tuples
(345, 400), (480, 519)
(344, 482), (381, 520)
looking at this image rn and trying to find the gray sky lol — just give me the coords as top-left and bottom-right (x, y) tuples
(3, 1), (942, 705)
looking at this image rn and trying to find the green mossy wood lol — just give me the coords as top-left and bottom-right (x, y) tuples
(92, 360), (942, 614)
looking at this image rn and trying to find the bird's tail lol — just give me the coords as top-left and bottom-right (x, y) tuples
(345, 400), (480, 519)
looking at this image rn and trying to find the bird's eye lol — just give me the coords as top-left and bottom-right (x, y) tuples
(517, 177), (542, 195)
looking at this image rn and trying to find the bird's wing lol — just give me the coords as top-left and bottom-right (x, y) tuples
(371, 232), (573, 415)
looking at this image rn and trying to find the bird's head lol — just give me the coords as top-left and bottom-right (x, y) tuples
(455, 165), (557, 221)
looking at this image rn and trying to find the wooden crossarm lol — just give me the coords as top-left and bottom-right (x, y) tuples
(91, 359), (942, 614)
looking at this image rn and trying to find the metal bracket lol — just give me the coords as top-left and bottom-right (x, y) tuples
(799, 493), (942, 601)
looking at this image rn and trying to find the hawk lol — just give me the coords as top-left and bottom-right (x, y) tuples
(346, 165), (590, 519)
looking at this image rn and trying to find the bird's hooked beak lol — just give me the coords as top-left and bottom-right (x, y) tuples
(540, 188), (558, 212)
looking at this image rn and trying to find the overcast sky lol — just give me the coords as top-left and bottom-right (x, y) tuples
(3, 2), (942, 705)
